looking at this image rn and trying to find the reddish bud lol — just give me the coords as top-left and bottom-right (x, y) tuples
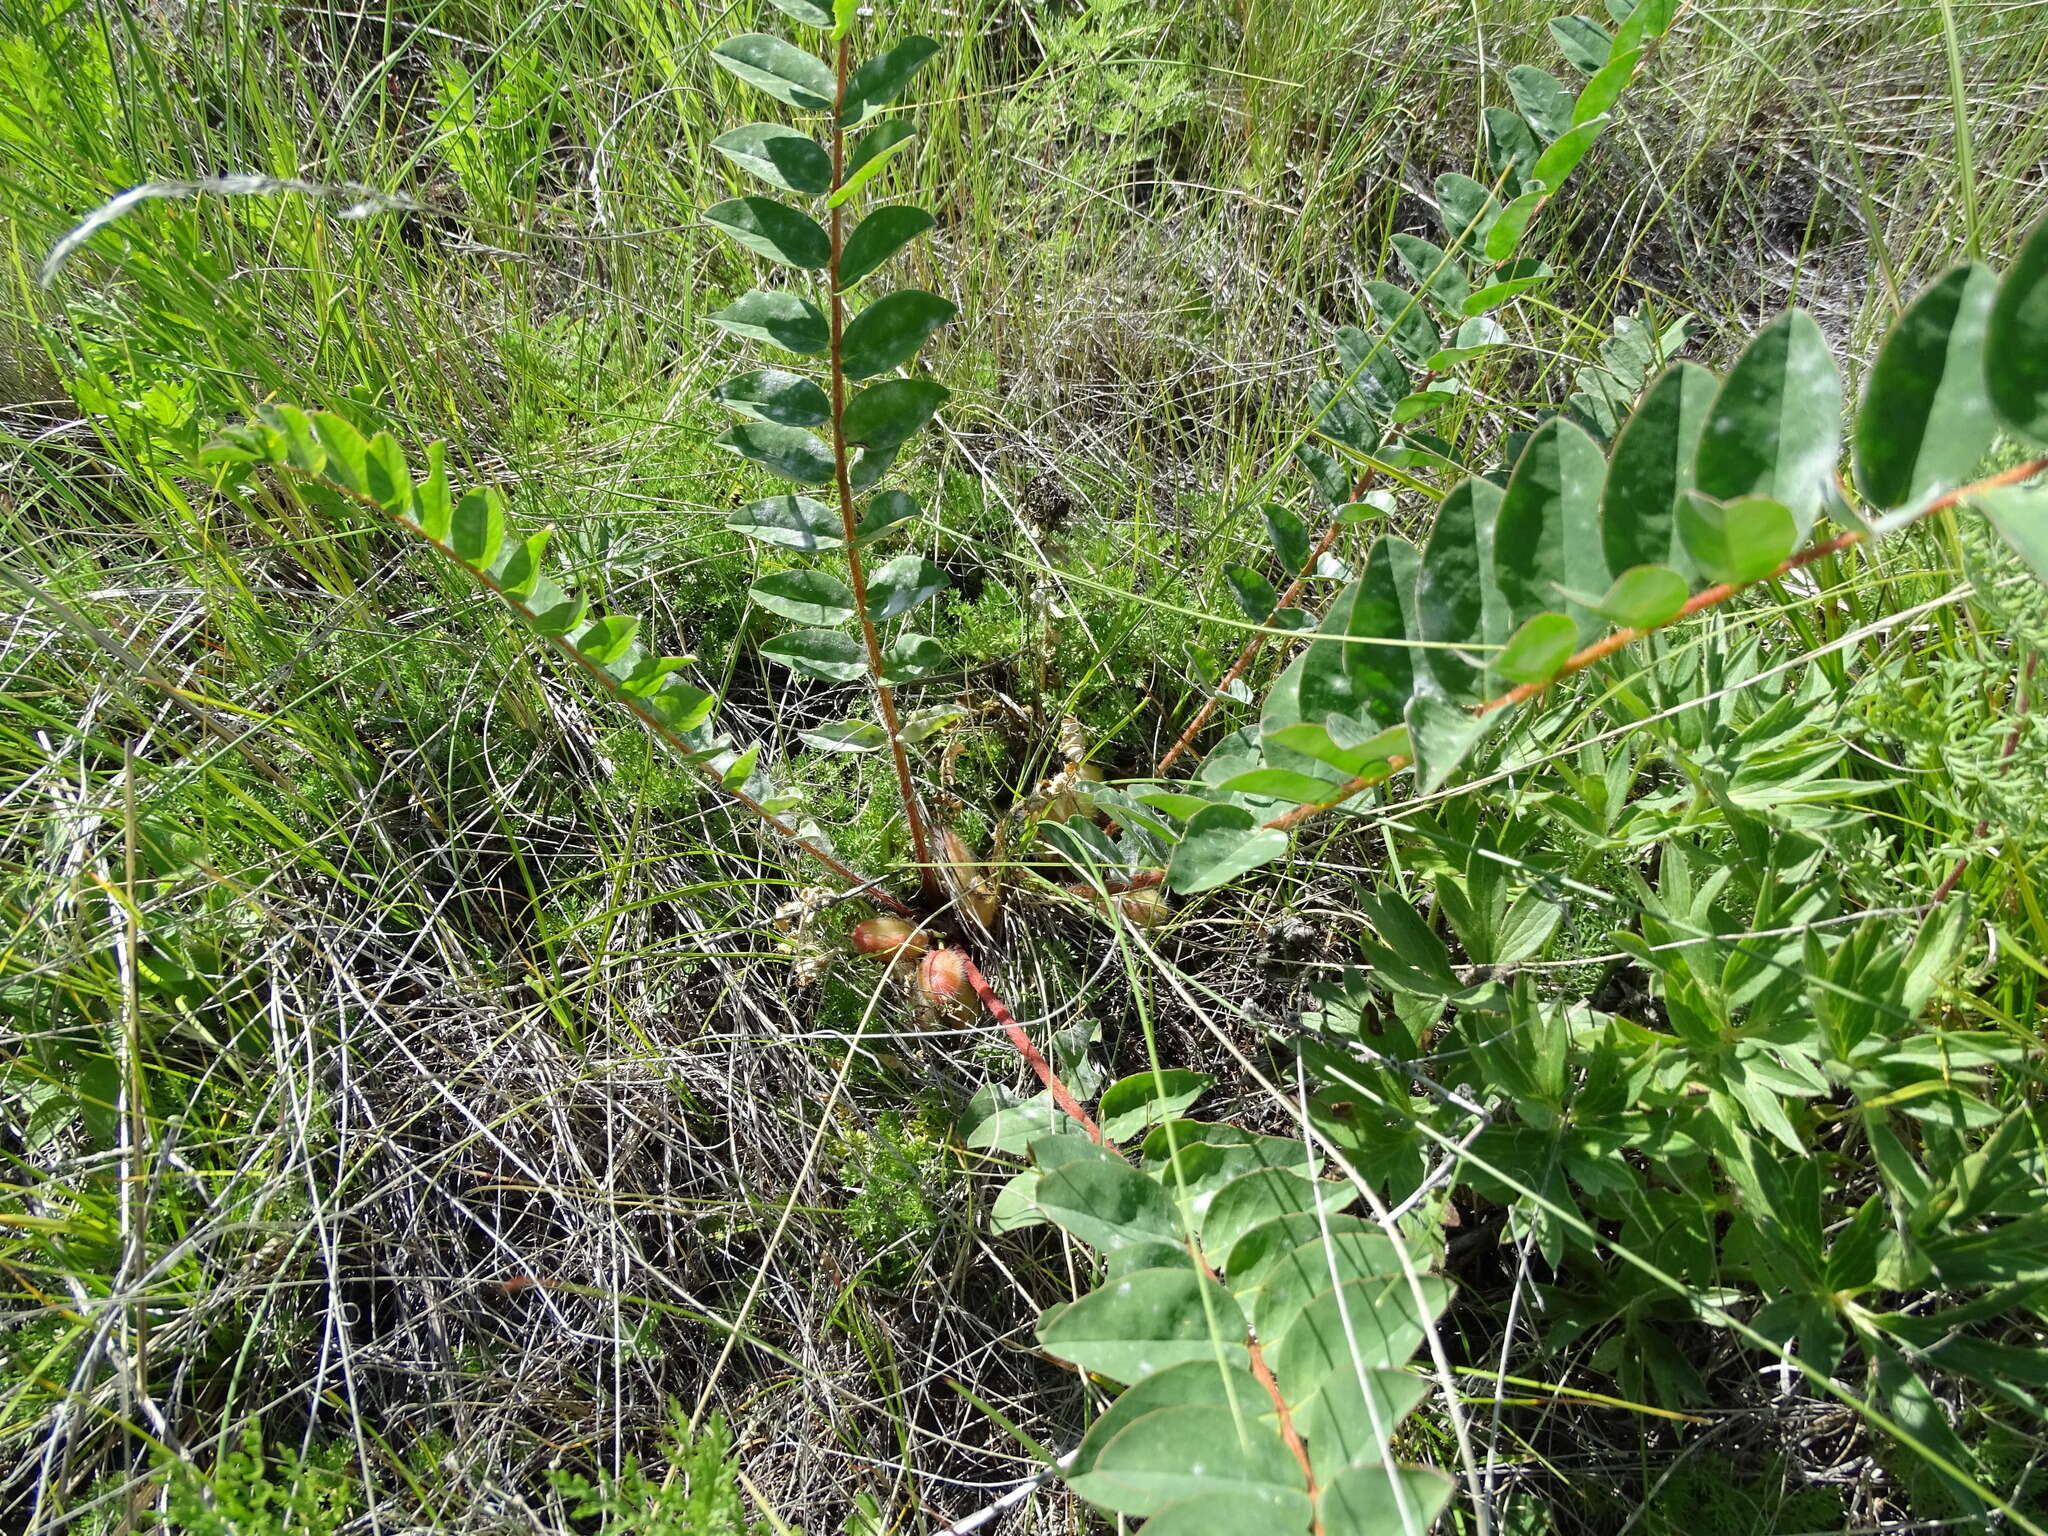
(851, 916), (930, 959)
(917, 947), (982, 1022)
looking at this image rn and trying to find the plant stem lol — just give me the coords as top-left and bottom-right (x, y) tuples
(828, 32), (941, 907)
(958, 955), (1106, 1145)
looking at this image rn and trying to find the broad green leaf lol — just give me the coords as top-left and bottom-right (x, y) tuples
(1483, 107), (1541, 192)
(1037, 1159), (1183, 1251)
(1987, 214), (2048, 444)
(800, 719), (888, 752)
(1969, 484), (2048, 582)
(1571, 46), (1640, 126)
(1069, 1359), (1264, 1479)
(855, 488), (920, 541)
(1295, 442), (1352, 506)
(1549, 13), (1612, 73)
(705, 197), (830, 268)
(709, 290), (829, 355)
(760, 627), (867, 681)
(1601, 359), (1715, 580)
(719, 744), (761, 790)
(1404, 692), (1495, 792)
(449, 487), (505, 565)
(1271, 1275), (1450, 1405)
(1224, 1214), (1381, 1286)
(1166, 803), (1291, 895)
(848, 443), (899, 493)
(571, 614), (638, 665)
(838, 204), (935, 289)
(880, 632), (945, 682)
(1334, 324), (1410, 422)
(1069, 1405), (1308, 1518)
(727, 493), (843, 550)
(1587, 564), (1688, 627)
(840, 36), (940, 125)
(1099, 1071), (1215, 1144)
(1694, 309), (1841, 539)
(1365, 282), (1439, 367)
(764, 0), (832, 26)
(1258, 723), (1408, 781)
(1494, 416), (1610, 639)
(1392, 234), (1468, 311)
(1855, 263), (1998, 508)
(1242, 1231), (1407, 1346)
(715, 421), (835, 484)
(750, 568), (856, 625)
(1298, 1371), (1431, 1484)
(1201, 1170), (1358, 1269)
(1462, 260), (1553, 315)
(1288, 536), (1419, 733)
(1505, 65), (1574, 141)
(831, 0), (857, 37)
(1317, 1464), (1456, 1536)
(712, 368), (830, 427)
(833, 121), (916, 207)
(864, 553), (947, 620)
(1141, 1495), (1314, 1536)
(1491, 611), (1577, 684)
(1531, 114), (1606, 188)
(1613, 0), (1679, 45)
(489, 528), (552, 598)
(1677, 493), (1799, 585)
(1484, 190), (1545, 261)
(1216, 768), (1344, 804)
(1226, 565), (1278, 622)
(1427, 316), (1506, 368)
(1434, 173), (1496, 252)
(841, 377), (948, 453)
(1417, 475), (1508, 701)
(1262, 503), (1313, 572)
(311, 412), (366, 489)
(840, 289), (955, 379)
(1037, 1269), (1249, 1385)
(710, 34), (836, 113)
(709, 123), (832, 195)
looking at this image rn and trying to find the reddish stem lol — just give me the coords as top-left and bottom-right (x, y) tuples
(958, 954), (1108, 1146)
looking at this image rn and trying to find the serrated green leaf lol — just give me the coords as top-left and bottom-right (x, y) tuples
(833, 120), (916, 207)
(1550, 13), (1613, 73)
(709, 289), (830, 354)
(840, 36), (940, 125)
(712, 368), (830, 427)
(1677, 493), (1799, 585)
(1098, 1071), (1215, 1144)
(880, 631), (945, 682)
(1070, 1405), (1307, 1518)
(1167, 804), (1291, 895)
(864, 554), (947, 620)
(1531, 113), (1606, 187)
(750, 568), (856, 625)
(841, 377), (947, 453)
(1854, 263), (1998, 508)
(761, 627), (867, 681)
(1037, 1269), (1249, 1385)
(715, 421), (836, 484)
(840, 289), (955, 379)
(1316, 1464), (1456, 1536)
(1491, 610), (1578, 683)
(705, 196), (830, 269)
(1987, 215), (2048, 445)
(1417, 475), (1508, 701)
(800, 718), (888, 752)
(709, 123), (832, 195)
(727, 493), (843, 550)
(1505, 65), (1575, 141)
(1601, 359), (1715, 580)
(1694, 309), (1841, 540)
(710, 34), (837, 112)
(1587, 563), (1688, 627)
(1494, 416), (1610, 640)
(838, 204), (934, 289)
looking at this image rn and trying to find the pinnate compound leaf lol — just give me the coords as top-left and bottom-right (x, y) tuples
(1987, 214), (2048, 444)
(840, 36), (940, 124)
(1167, 804), (1291, 895)
(1969, 484), (2048, 583)
(1855, 263), (1998, 508)
(1316, 1464), (1456, 1536)
(715, 421), (835, 484)
(727, 493), (843, 550)
(1099, 1071), (1215, 1144)
(1492, 611), (1578, 684)
(1678, 493), (1799, 585)
(833, 120), (916, 206)
(1588, 563), (1688, 627)
(710, 34), (836, 112)
(705, 197), (830, 268)
(1037, 1269), (1249, 1385)
(1037, 1160), (1184, 1251)
(842, 377), (947, 453)
(1506, 65), (1574, 141)
(1494, 415), (1610, 639)
(863, 554), (947, 620)
(712, 368), (830, 426)
(760, 628), (867, 682)
(750, 568), (856, 625)
(1601, 359), (1715, 580)
(1694, 309), (1840, 539)
(1071, 1406), (1308, 1519)
(710, 290), (829, 354)
(838, 204), (935, 289)
(841, 289), (955, 379)
(709, 124), (832, 195)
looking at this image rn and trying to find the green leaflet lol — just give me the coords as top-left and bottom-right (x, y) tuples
(1036, 1268), (1250, 1384)
(1068, 1405), (1308, 1519)
(726, 493), (844, 550)
(1505, 65), (1574, 142)
(1854, 263), (1997, 509)
(1200, 1168), (1358, 1268)
(1298, 1371), (1433, 1485)
(1317, 1465), (1456, 1536)
(1392, 234), (1469, 311)
(1270, 1274), (1451, 1405)
(838, 204), (935, 289)
(1694, 309), (1841, 540)
(711, 368), (830, 427)
(763, 0), (832, 27)
(1434, 173), (1496, 252)
(1677, 493), (1799, 585)
(1985, 213), (2048, 444)
(1571, 47), (1640, 126)
(1417, 475), (1507, 699)
(1549, 13), (1613, 73)
(704, 197), (830, 268)
(709, 290), (830, 354)
(841, 377), (948, 453)
(709, 34), (837, 113)
(750, 568), (856, 626)
(1531, 113), (1606, 188)
(1364, 281), (1440, 367)
(1037, 1159), (1183, 1251)
(1166, 804), (1292, 895)
(839, 35), (940, 125)
(1493, 416), (1610, 641)
(840, 289), (955, 378)
(862, 553), (947, 620)
(1098, 1070), (1215, 1144)
(833, 120), (916, 206)
(1493, 611), (1578, 684)
(1068, 1359), (1264, 1480)
(1587, 564), (1689, 627)
(760, 628), (867, 681)
(714, 421), (835, 484)
(1601, 359), (1715, 581)
(709, 123), (832, 195)
(1483, 107), (1541, 192)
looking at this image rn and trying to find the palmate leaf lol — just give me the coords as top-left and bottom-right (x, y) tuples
(1984, 213), (2048, 445)
(710, 34), (837, 112)
(1694, 309), (1841, 540)
(1853, 263), (1997, 509)
(841, 289), (955, 378)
